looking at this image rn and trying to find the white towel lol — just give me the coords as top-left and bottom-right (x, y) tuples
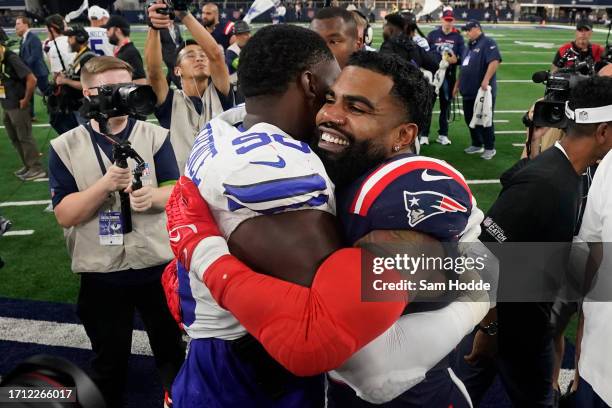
(469, 86), (493, 128)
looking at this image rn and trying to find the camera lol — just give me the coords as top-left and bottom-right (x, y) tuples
(148, 0), (190, 20)
(531, 69), (589, 128)
(81, 83), (157, 124)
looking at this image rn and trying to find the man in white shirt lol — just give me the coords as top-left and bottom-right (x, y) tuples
(44, 14), (78, 134)
(575, 75), (612, 408)
(44, 15), (75, 76)
(86, 5), (114, 56)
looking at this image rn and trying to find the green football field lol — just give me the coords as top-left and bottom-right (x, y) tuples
(0, 23), (608, 315)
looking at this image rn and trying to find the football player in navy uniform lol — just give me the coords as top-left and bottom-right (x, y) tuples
(315, 50), (485, 408)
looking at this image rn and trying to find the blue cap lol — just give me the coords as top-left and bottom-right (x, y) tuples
(462, 19), (481, 31)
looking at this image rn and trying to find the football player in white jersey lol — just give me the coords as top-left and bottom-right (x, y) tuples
(165, 25), (492, 408)
(86, 6), (114, 56)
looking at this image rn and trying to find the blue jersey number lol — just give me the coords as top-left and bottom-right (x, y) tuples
(90, 39), (105, 56)
(232, 132), (310, 155)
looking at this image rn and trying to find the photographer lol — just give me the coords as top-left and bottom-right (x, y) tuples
(0, 29), (45, 181)
(552, 20), (604, 74)
(145, 0), (233, 174)
(54, 26), (96, 127)
(44, 18), (80, 134)
(472, 76), (612, 407)
(47, 56), (185, 408)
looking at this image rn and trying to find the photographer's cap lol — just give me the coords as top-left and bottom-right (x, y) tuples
(63, 26), (89, 41)
(102, 15), (130, 31)
(88, 5), (109, 20)
(576, 20), (592, 30)
(462, 19), (481, 31)
(233, 20), (250, 34)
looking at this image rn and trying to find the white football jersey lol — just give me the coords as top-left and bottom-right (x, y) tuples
(179, 105), (336, 340)
(85, 27), (114, 56)
(44, 36), (75, 73)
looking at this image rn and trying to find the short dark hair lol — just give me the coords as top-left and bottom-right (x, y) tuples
(238, 24), (334, 98)
(117, 26), (130, 37)
(45, 14), (64, 33)
(346, 50), (434, 131)
(175, 39), (200, 64)
(384, 13), (405, 30)
(567, 76), (612, 136)
(313, 7), (358, 38)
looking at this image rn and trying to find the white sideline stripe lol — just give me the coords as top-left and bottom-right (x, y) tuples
(34, 178), (49, 182)
(501, 62), (550, 65)
(497, 130), (525, 134)
(0, 316), (153, 356)
(494, 119), (509, 123)
(467, 179), (500, 185)
(498, 80), (533, 83)
(513, 143), (525, 147)
(0, 118), (159, 130)
(433, 110), (525, 114)
(3, 230), (34, 236)
(0, 200), (51, 207)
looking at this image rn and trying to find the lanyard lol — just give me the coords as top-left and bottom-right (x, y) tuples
(90, 130), (109, 176)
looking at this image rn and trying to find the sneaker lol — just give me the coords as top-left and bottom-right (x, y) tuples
(14, 167), (27, 177)
(464, 146), (485, 154)
(436, 135), (451, 145)
(419, 136), (429, 146)
(19, 169), (47, 181)
(481, 149), (497, 160)
(0, 216), (12, 236)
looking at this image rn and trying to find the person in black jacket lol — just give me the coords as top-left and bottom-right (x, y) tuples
(453, 75), (612, 408)
(379, 13), (438, 74)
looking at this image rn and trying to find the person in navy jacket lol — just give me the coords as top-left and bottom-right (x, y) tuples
(455, 20), (501, 160)
(421, 9), (464, 147)
(15, 15), (49, 119)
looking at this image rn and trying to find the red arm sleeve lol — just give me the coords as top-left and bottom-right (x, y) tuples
(203, 248), (407, 376)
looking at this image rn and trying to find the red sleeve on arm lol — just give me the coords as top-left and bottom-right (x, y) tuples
(204, 248), (407, 376)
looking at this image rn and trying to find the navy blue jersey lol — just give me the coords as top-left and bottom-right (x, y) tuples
(427, 27), (465, 79)
(459, 34), (502, 99)
(339, 154), (473, 244)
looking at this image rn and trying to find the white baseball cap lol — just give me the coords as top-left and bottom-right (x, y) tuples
(88, 5), (110, 20)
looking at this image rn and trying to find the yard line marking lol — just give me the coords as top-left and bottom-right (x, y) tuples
(432, 110), (525, 114)
(3, 230), (35, 236)
(466, 179), (500, 185)
(494, 119), (509, 123)
(0, 200), (51, 207)
(498, 80), (533, 83)
(0, 118), (159, 130)
(513, 143), (525, 147)
(501, 62), (550, 65)
(496, 130), (525, 134)
(34, 178), (49, 182)
(0, 317), (153, 356)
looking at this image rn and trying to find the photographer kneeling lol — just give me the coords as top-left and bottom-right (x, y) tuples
(47, 56), (185, 408)
(145, 0), (234, 174)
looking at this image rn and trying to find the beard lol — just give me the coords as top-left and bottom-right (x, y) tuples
(70, 42), (81, 53)
(108, 34), (119, 45)
(312, 132), (388, 191)
(202, 18), (215, 28)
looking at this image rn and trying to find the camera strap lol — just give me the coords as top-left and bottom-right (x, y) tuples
(89, 131), (108, 176)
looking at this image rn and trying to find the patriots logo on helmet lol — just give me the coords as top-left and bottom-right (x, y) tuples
(403, 190), (468, 227)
